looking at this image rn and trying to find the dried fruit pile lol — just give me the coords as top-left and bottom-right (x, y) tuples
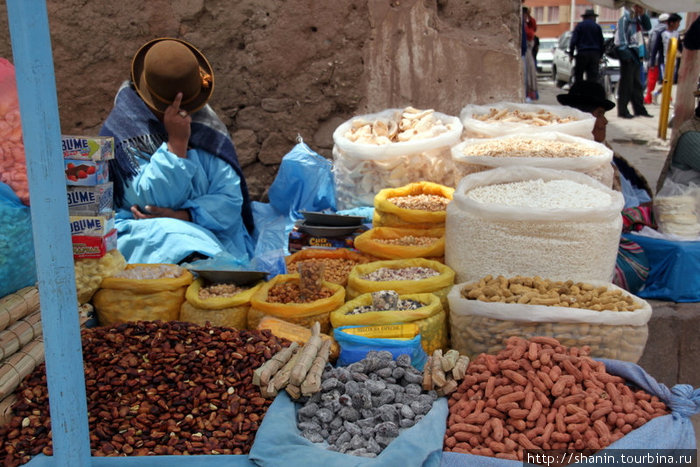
(0, 321), (288, 464)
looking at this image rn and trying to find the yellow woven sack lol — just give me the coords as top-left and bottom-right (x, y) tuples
(248, 274), (345, 333)
(179, 278), (263, 329)
(373, 182), (454, 228)
(74, 249), (127, 305)
(346, 258), (455, 311)
(331, 292), (447, 354)
(353, 227), (445, 261)
(93, 264), (193, 326)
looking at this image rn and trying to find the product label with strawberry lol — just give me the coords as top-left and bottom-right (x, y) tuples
(64, 159), (109, 186)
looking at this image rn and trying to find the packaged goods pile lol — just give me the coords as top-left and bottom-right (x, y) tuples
(333, 107), (462, 209)
(448, 275), (652, 362)
(446, 167), (624, 284)
(0, 321), (288, 463)
(443, 337), (669, 461)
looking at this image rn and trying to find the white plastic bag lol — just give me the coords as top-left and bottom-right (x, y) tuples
(654, 180), (700, 239)
(460, 102), (595, 139)
(447, 280), (652, 362)
(452, 131), (614, 187)
(332, 108), (463, 210)
(445, 166), (624, 283)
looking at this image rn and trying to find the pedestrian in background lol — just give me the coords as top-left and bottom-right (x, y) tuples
(615, 4), (652, 119)
(569, 9), (605, 84)
(645, 13), (669, 104)
(523, 6), (539, 102)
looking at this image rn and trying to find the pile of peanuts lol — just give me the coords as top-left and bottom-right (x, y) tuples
(198, 283), (249, 300)
(287, 258), (358, 286)
(375, 235), (439, 247)
(444, 336), (668, 462)
(460, 275), (642, 312)
(387, 194), (450, 212)
(0, 321), (288, 463)
(267, 281), (334, 304)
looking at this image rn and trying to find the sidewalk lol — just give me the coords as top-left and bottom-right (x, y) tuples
(537, 77), (700, 446)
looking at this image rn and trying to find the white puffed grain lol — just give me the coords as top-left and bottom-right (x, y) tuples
(466, 179), (612, 209)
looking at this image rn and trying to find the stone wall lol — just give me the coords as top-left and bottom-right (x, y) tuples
(0, 0), (522, 200)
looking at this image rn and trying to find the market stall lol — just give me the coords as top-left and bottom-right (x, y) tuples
(0, 1), (698, 466)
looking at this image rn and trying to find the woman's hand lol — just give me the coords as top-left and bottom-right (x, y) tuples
(131, 204), (191, 222)
(163, 92), (191, 158)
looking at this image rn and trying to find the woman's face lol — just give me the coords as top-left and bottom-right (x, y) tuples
(591, 107), (608, 143)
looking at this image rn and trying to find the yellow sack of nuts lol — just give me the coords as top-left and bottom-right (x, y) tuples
(373, 181), (454, 229)
(353, 226), (445, 262)
(74, 249), (127, 305)
(331, 292), (447, 355)
(447, 276), (652, 363)
(93, 264), (193, 326)
(248, 274), (345, 333)
(180, 278), (263, 329)
(285, 248), (374, 286)
(346, 258), (455, 311)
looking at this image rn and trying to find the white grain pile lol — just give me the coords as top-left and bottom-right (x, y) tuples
(466, 179), (612, 209)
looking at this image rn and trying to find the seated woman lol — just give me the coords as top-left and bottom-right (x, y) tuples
(656, 98), (700, 191)
(100, 38), (255, 264)
(557, 80), (653, 293)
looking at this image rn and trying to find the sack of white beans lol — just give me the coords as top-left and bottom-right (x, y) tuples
(451, 131), (614, 188)
(332, 107), (463, 210)
(445, 166), (624, 284)
(459, 102), (595, 139)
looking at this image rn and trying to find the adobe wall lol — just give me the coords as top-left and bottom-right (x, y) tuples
(0, 0), (522, 199)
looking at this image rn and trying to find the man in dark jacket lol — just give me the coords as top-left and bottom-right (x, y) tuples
(569, 9), (605, 83)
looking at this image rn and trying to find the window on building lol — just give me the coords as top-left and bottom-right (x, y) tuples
(547, 6), (560, 23)
(532, 6), (559, 25)
(598, 7), (621, 22)
(533, 6), (544, 23)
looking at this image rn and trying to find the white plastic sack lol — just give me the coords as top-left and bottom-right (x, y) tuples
(332, 109), (463, 210)
(447, 280), (651, 362)
(445, 166), (624, 284)
(460, 102), (595, 139)
(451, 131), (614, 187)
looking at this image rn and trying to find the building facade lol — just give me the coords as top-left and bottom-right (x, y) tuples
(525, 1), (622, 39)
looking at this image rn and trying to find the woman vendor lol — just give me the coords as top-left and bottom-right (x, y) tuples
(100, 38), (255, 264)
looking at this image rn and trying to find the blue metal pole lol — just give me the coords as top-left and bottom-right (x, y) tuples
(5, 1), (91, 466)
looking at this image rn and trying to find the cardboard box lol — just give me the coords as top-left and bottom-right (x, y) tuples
(72, 229), (117, 259)
(62, 135), (114, 161)
(69, 212), (115, 237)
(67, 182), (113, 215)
(288, 225), (368, 253)
(64, 159), (109, 186)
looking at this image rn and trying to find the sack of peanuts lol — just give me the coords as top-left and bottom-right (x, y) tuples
(285, 248), (374, 287)
(346, 258), (456, 312)
(332, 107), (463, 210)
(74, 249), (127, 305)
(331, 291), (447, 355)
(179, 277), (264, 329)
(445, 166), (624, 284)
(452, 132), (614, 188)
(92, 264), (193, 326)
(442, 336), (698, 464)
(248, 273), (345, 333)
(373, 181), (454, 229)
(460, 102), (595, 139)
(353, 226), (445, 262)
(447, 276), (652, 362)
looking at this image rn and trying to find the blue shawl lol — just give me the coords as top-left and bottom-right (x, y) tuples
(99, 82), (255, 234)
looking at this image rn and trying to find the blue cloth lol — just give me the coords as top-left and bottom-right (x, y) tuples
(570, 18), (604, 54)
(441, 358), (699, 466)
(115, 143), (254, 264)
(334, 326), (428, 370)
(0, 183), (36, 297)
(623, 233), (700, 302)
(249, 392), (448, 467)
(99, 82), (254, 234)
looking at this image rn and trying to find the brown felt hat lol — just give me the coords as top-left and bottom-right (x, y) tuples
(131, 38), (214, 114)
